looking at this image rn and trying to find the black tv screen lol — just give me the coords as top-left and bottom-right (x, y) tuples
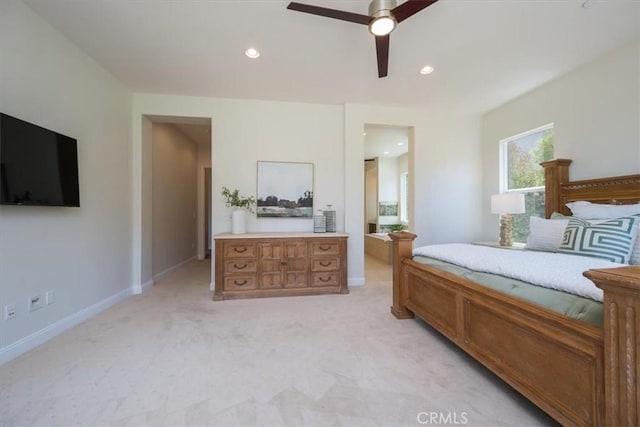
(0, 113), (80, 207)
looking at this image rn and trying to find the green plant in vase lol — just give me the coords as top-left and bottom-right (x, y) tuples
(221, 187), (256, 213)
(222, 187), (256, 234)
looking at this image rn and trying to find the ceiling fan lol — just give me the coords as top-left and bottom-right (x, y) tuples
(287, 0), (439, 78)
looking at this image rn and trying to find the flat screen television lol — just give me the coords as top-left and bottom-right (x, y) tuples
(0, 113), (80, 207)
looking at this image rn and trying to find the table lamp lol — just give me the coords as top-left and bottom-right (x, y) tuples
(491, 193), (526, 246)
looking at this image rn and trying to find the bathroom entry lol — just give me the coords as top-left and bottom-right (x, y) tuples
(363, 124), (409, 234)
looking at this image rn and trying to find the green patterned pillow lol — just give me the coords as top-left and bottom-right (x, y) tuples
(558, 216), (638, 264)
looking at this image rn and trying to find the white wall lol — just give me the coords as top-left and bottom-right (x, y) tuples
(481, 42), (640, 240)
(364, 160), (378, 231)
(397, 153), (408, 225)
(0, 0), (132, 363)
(196, 141), (212, 259)
(377, 156), (399, 226)
(132, 95), (345, 286)
(151, 124), (197, 277)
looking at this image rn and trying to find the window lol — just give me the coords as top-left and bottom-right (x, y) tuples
(400, 172), (409, 223)
(500, 124), (554, 243)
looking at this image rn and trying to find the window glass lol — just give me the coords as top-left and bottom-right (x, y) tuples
(500, 125), (554, 243)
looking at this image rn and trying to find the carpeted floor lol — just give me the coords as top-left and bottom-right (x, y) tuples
(0, 256), (557, 426)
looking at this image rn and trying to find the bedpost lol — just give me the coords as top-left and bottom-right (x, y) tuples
(584, 266), (640, 426)
(389, 231), (416, 319)
(541, 158), (572, 218)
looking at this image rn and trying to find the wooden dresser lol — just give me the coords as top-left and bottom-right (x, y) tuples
(213, 232), (349, 300)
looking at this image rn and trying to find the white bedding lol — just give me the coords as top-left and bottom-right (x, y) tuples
(412, 243), (626, 302)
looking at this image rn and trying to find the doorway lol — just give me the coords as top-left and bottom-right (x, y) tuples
(138, 115), (212, 290)
(363, 124), (410, 266)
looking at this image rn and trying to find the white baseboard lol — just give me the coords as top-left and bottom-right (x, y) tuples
(133, 279), (154, 295)
(0, 286), (132, 366)
(152, 256), (196, 283)
(348, 277), (366, 287)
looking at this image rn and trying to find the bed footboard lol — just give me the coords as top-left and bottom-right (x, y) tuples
(390, 231), (416, 319)
(584, 267), (640, 426)
(390, 230), (640, 426)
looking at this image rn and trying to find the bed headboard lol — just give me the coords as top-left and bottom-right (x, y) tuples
(542, 159), (640, 217)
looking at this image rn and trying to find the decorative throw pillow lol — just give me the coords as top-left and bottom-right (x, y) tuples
(526, 216), (569, 252)
(566, 201), (640, 219)
(558, 216), (638, 264)
(583, 214), (640, 265)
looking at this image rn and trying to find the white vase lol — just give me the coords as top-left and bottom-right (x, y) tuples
(231, 209), (246, 234)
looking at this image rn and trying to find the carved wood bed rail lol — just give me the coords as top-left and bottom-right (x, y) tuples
(391, 159), (640, 426)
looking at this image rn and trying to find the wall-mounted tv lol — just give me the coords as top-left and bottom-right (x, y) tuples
(0, 113), (80, 207)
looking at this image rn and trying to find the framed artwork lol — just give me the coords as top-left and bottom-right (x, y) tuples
(257, 161), (314, 218)
(379, 201), (398, 216)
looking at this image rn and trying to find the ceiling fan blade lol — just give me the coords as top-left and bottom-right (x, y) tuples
(375, 35), (390, 78)
(392, 0), (439, 23)
(287, 2), (371, 25)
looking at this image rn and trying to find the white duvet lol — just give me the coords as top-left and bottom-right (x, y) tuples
(412, 243), (626, 302)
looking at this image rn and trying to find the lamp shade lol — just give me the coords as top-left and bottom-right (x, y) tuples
(491, 193), (525, 214)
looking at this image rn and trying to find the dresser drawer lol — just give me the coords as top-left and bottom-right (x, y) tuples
(225, 260), (256, 273)
(224, 276), (257, 291)
(224, 242), (257, 258)
(311, 258), (340, 272)
(310, 272), (340, 287)
(310, 241), (340, 256)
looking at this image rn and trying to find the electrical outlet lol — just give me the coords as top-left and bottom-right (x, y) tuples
(45, 290), (55, 305)
(5, 304), (16, 320)
(28, 295), (43, 312)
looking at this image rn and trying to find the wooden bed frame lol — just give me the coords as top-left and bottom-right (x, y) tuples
(390, 159), (640, 426)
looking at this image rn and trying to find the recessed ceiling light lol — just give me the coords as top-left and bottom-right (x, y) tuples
(383, 151), (389, 155)
(397, 142), (404, 146)
(420, 65), (434, 75)
(363, 132), (367, 136)
(244, 47), (260, 59)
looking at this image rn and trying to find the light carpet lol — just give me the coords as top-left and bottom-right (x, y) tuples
(0, 256), (557, 426)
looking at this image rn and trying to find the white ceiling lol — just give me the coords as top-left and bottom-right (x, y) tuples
(174, 123), (211, 146)
(364, 124), (408, 159)
(23, 0), (639, 115)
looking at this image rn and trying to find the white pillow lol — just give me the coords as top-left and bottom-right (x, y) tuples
(566, 201), (640, 219)
(526, 216), (569, 252)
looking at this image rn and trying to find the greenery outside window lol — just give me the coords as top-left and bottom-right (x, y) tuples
(500, 124), (554, 243)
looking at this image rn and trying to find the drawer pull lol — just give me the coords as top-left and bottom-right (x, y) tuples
(233, 280), (248, 286)
(319, 276), (331, 283)
(233, 263), (247, 270)
(280, 261), (288, 266)
(319, 261), (332, 267)
(319, 245), (331, 251)
(233, 247), (248, 253)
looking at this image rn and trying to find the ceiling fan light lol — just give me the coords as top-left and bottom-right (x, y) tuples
(369, 15), (396, 36)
